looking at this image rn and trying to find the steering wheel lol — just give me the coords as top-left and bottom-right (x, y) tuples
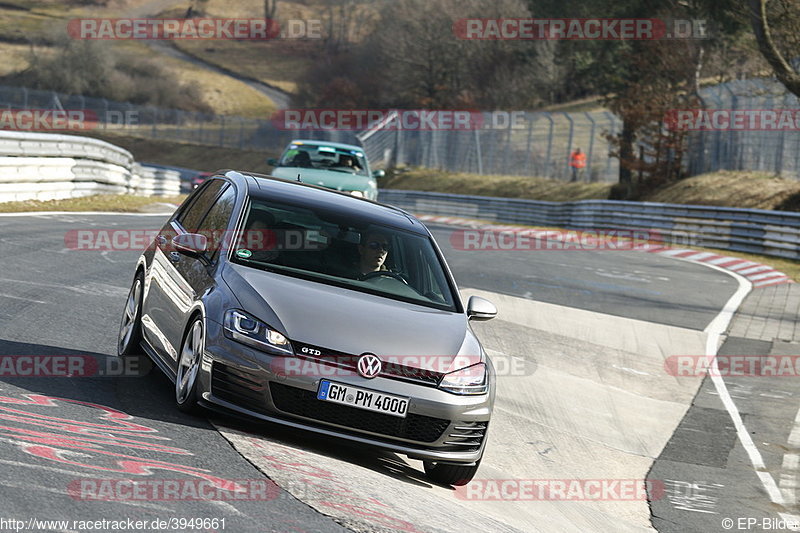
(359, 270), (409, 285)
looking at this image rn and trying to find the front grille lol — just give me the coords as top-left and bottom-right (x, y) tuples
(211, 363), (269, 414)
(294, 342), (443, 386)
(442, 421), (488, 452)
(270, 382), (449, 443)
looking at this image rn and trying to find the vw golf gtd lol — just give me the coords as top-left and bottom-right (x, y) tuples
(117, 170), (497, 485)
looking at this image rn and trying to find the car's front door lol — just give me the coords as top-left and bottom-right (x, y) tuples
(143, 179), (228, 365)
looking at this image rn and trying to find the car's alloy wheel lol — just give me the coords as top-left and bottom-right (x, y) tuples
(118, 273), (144, 356)
(176, 318), (204, 413)
(423, 460), (481, 486)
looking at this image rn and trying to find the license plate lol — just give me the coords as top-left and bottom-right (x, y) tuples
(317, 380), (409, 418)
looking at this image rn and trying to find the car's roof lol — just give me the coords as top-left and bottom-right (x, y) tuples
(227, 170), (427, 234)
(285, 139), (364, 152)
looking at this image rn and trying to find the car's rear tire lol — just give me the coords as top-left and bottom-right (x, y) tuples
(423, 459), (481, 486)
(118, 272), (144, 356)
(175, 317), (204, 414)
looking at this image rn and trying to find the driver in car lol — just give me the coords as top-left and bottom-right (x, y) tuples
(357, 230), (390, 275)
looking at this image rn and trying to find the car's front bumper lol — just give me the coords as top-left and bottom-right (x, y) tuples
(200, 319), (493, 464)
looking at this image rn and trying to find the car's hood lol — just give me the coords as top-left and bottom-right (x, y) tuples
(271, 166), (375, 193)
(222, 263), (479, 371)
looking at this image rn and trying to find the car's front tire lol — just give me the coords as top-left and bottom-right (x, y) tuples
(175, 317), (204, 414)
(423, 459), (481, 486)
(118, 272), (144, 356)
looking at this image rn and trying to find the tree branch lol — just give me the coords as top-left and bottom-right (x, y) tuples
(747, 0), (800, 97)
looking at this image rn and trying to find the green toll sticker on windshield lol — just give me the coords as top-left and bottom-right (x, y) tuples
(236, 249), (252, 259)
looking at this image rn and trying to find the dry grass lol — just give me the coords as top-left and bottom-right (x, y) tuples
(164, 0), (379, 96)
(144, 43), (277, 117)
(78, 132), (277, 173)
(0, 1), (60, 43)
(0, 2), (278, 118)
(0, 194), (186, 213)
(171, 39), (313, 94)
(646, 170), (800, 210)
(0, 42), (33, 76)
(383, 168), (800, 211)
(382, 168), (614, 202)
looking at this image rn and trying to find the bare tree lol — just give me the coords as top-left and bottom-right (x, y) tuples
(747, 0), (800, 97)
(532, 40), (563, 106)
(264, 0), (277, 19)
(318, 0), (359, 53)
(606, 37), (704, 197)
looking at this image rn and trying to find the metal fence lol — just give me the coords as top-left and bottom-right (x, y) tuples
(4, 80), (800, 182)
(378, 189), (800, 261)
(688, 79), (800, 179)
(0, 85), (358, 153)
(0, 85), (621, 180)
(358, 110), (622, 182)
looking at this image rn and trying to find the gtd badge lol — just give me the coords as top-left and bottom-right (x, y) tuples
(357, 353), (382, 379)
(301, 346), (321, 356)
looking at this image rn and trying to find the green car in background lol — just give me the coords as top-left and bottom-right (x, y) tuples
(269, 140), (385, 201)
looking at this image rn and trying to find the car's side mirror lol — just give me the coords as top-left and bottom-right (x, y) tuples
(466, 296), (497, 321)
(373, 169), (385, 178)
(267, 158), (278, 166)
(173, 233), (208, 257)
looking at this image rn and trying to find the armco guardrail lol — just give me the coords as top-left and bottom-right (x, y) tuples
(131, 163), (181, 197)
(0, 131), (179, 202)
(378, 189), (800, 261)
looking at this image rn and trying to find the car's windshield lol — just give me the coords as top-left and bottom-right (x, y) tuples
(278, 143), (370, 177)
(231, 198), (457, 311)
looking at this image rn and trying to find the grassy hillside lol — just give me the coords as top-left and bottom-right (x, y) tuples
(83, 132), (276, 174)
(80, 133), (800, 211)
(0, 0), (281, 117)
(381, 168), (614, 202)
(383, 168), (800, 210)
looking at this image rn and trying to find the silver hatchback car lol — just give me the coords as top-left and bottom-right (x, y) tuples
(117, 170), (497, 485)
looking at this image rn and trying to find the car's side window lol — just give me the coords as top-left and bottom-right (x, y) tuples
(176, 179), (226, 233)
(195, 185), (237, 262)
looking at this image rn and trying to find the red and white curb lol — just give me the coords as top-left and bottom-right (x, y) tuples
(416, 214), (793, 289)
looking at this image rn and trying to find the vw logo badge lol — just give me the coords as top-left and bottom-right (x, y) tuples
(357, 353), (382, 379)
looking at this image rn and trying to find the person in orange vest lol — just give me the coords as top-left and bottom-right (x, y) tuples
(569, 147), (586, 182)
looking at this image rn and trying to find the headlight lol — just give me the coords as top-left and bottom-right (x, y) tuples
(439, 363), (488, 395)
(223, 310), (293, 355)
(348, 190), (364, 197)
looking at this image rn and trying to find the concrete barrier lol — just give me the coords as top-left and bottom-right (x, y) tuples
(378, 189), (800, 261)
(130, 163), (182, 197)
(0, 131), (179, 202)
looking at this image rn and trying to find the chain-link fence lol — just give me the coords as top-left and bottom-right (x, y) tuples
(5, 81), (800, 182)
(0, 85), (358, 153)
(688, 79), (800, 179)
(357, 110), (622, 182)
(0, 85), (621, 181)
